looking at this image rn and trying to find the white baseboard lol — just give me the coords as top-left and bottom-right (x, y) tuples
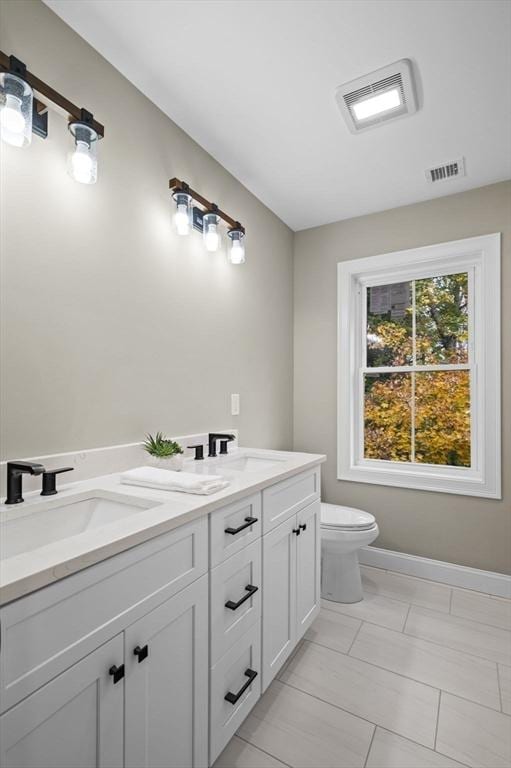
(359, 545), (511, 599)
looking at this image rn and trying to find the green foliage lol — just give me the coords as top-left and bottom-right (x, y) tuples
(364, 273), (470, 467)
(143, 432), (184, 458)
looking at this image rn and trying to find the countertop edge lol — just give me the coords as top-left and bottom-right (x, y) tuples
(0, 453), (325, 606)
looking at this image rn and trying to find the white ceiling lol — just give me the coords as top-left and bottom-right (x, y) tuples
(45, 0), (511, 231)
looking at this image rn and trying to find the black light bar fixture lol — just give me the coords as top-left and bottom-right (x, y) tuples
(169, 178), (246, 264)
(0, 51), (104, 184)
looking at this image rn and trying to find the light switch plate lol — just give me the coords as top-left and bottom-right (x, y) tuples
(231, 393), (240, 416)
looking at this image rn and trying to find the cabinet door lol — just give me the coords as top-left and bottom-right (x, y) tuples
(296, 499), (321, 637)
(261, 515), (297, 691)
(124, 574), (208, 768)
(0, 635), (123, 768)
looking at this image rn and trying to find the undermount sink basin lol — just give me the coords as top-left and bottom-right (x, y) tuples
(0, 491), (161, 559)
(215, 455), (287, 472)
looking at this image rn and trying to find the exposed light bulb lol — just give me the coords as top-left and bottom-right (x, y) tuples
(173, 191), (192, 236)
(0, 94), (25, 142)
(0, 71), (33, 149)
(71, 140), (95, 184)
(204, 221), (219, 252)
(228, 228), (245, 264)
(230, 240), (245, 264)
(175, 204), (190, 236)
(68, 122), (98, 184)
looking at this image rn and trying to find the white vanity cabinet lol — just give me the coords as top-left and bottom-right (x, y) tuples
(261, 471), (321, 691)
(0, 461), (322, 768)
(0, 634), (124, 768)
(0, 516), (209, 768)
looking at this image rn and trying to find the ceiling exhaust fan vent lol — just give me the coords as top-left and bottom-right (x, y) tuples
(425, 158), (466, 183)
(336, 59), (418, 134)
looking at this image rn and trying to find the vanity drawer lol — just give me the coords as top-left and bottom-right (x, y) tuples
(0, 516), (208, 713)
(210, 620), (261, 765)
(262, 468), (320, 533)
(210, 493), (262, 566)
(210, 538), (261, 665)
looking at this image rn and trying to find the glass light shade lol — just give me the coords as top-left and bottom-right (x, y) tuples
(0, 72), (33, 148)
(228, 228), (246, 264)
(173, 191), (192, 236)
(203, 212), (220, 252)
(68, 122), (98, 184)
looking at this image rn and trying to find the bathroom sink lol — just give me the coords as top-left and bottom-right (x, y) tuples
(215, 454), (287, 472)
(0, 491), (162, 559)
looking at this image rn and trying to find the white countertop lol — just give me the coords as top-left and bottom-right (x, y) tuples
(0, 447), (325, 605)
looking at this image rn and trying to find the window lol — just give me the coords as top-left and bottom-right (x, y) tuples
(338, 234), (501, 497)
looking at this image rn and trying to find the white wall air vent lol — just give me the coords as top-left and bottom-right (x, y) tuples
(425, 157), (466, 183)
(335, 59), (418, 134)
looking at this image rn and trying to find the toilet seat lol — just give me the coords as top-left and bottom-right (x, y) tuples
(321, 503), (376, 531)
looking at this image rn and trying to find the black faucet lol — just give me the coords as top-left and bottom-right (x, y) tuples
(208, 433), (235, 458)
(5, 461), (45, 505)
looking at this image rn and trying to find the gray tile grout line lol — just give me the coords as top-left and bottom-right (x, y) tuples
(434, 690), (442, 751)
(327, 585), (452, 614)
(357, 582), (511, 630)
(496, 662), (504, 712)
(362, 723), (377, 768)
(276, 677), (475, 768)
(235, 734), (291, 768)
(301, 636), (508, 717)
(402, 622), (511, 667)
(346, 619), (364, 655)
(402, 602), (412, 633)
(248, 671), (472, 768)
(277, 677), (439, 755)
(321, 602), (509, 671)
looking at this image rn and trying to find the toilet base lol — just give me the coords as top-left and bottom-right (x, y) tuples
(321, 548), (363, 604)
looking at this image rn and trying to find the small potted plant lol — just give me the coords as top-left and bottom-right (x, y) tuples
(143, 432), (184, 471)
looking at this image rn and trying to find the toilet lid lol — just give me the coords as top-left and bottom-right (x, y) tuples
(321, 503), (376, 531)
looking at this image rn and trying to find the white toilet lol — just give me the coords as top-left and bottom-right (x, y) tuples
(321, 502), (379, 604)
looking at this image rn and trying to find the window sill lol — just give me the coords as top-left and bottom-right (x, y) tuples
(338, 462), (501, 499)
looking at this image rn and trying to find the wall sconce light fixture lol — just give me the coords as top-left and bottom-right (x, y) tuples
(0, 52), (104, 184)
(169, 178), (246, 264)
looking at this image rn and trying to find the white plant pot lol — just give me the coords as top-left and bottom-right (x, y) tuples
(149, 454), (184, 471)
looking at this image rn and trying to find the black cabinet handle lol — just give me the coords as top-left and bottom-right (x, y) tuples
(225, 585), (259, 611)
(292, 527), (301, 536)
(225, 516), (258, 535)
(224, 669), (258, 704)
(109, 664), (125, 684)
(299, 523), (307, 532)
(134, 644), (149, 663)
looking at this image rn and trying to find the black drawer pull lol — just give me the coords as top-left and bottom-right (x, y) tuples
(109, 664), (125, 684)
(224, 668), (258, 704)
(225, 585), (259, 611)
(299, 523), (307, 532)
(292, 527), (301, 536)
(134, 644), (149, 662)
(225, 516), (258, 535)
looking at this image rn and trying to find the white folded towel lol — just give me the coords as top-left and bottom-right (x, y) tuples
(120, 466), (230, 495)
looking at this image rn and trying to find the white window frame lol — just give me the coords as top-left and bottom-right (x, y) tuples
(337, 233), (501, 498)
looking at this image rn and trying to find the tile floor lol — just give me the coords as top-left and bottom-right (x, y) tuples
(214, 566), (511, 768)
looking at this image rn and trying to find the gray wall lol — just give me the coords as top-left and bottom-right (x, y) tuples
(0, 0), (294, 460)
(294, 181), (511, 575)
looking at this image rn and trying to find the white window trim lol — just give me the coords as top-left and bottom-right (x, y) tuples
(337, 233), (501, 498)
